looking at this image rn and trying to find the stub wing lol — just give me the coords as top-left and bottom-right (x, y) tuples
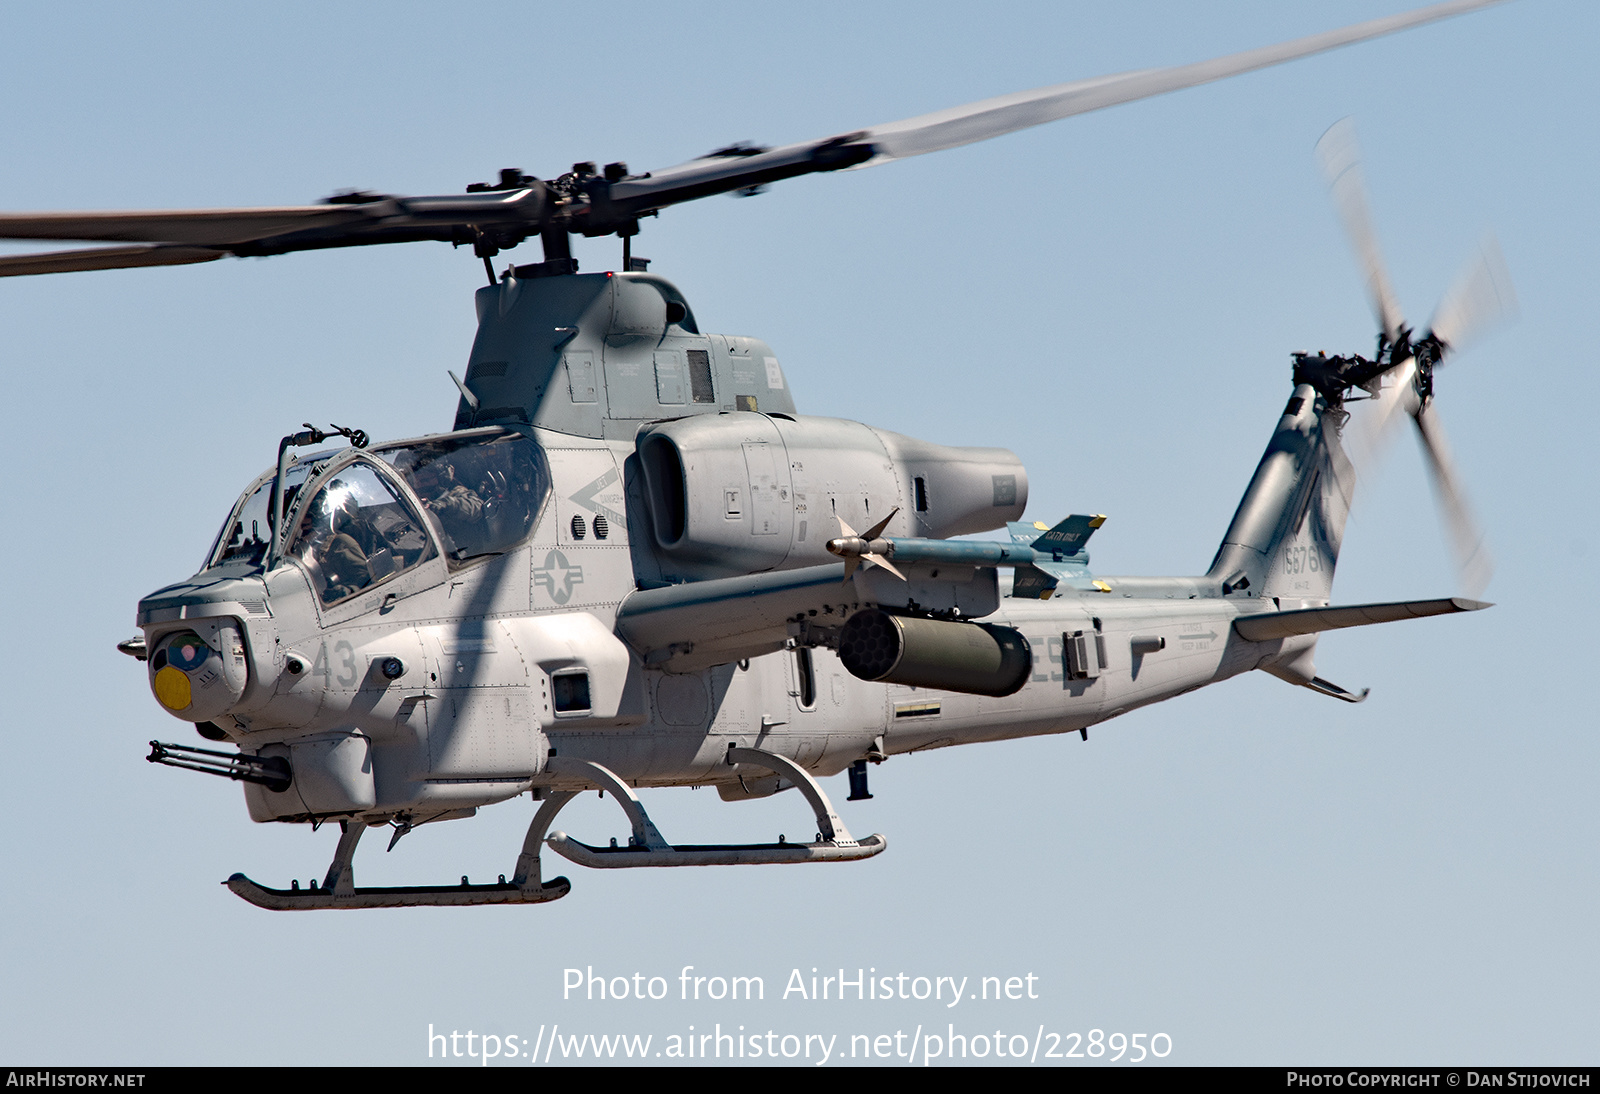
(615, 566), (861, 673)
(614, 563), (999, 673)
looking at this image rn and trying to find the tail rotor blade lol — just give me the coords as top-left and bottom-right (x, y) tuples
(1318, 119), (1408, 343)
(1427, 233), (1518, 356)
(1413, 402), (1492, 597)
(1316, 118), (1405, 344)
(1350, 355), (1419, 477)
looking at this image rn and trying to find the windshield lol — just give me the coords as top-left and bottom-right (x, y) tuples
(285, 460), (435, 605)
(379, 432), (548, 567)
(209, 452), (338, 569)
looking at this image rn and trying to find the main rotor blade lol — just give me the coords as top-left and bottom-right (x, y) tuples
(0, 244), (225, 278)
(0, 0), (1502, 269)
(1315, 118), (1405, 344)
(868, 1), (1500, 163)
(0, 206), (363, 246)
(1428, 233), (1518, 354)
(611, 1), (1503, 217)
(0, 189), (548, 256)
(1413, 401), (1492, 597)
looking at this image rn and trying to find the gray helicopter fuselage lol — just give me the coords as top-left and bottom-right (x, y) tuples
(135, 271), (1342, 828)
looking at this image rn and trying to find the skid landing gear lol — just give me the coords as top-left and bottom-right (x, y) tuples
(543, 749), (886, 868)
(226, 747), (882, 910)
(226, 803), (573, 910)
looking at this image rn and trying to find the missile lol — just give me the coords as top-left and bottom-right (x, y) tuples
(827, 513), (1107, 598)
(826, 513), (1105, 567)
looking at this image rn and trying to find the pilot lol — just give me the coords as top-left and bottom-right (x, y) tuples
(330, 491), (387, 559)
(295, 487), (375, 602)
(409, 458), (488, 554)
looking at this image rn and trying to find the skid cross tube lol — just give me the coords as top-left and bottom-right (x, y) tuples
(541, 752), (885, 869)
(511, 790), (580, 892)
(724, 746), (855, 845)
(544, 755), (671, 850)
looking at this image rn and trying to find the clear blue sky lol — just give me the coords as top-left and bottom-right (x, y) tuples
(1, 0), (1591, 1066)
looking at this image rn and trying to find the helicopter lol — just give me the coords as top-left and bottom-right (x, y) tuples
(0, 0), (1510, 911)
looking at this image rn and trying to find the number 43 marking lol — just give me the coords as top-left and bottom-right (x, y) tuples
(314, 639), (360, 686)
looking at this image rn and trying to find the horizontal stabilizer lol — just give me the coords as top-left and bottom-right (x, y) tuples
(1233, 596), (1490, 642)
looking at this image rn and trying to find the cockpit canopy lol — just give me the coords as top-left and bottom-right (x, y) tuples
(213, 456), (327, 569)
(208, 429), (549, 604)
(287, 461), (435, 604)
(378, 431), (546, 566)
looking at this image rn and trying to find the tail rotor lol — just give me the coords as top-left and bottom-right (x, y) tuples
(1312, 119), (1514, 598)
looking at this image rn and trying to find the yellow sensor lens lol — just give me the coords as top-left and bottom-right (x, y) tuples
(154, 665), (193, 711)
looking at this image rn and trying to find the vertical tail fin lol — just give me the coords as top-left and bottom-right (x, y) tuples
(1207, 383), (1356, 607)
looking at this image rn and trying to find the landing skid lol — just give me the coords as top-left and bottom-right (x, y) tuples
(548, 835), (886, 868)
(226, 747), (882, 910)
(225, 873), (570, 910)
